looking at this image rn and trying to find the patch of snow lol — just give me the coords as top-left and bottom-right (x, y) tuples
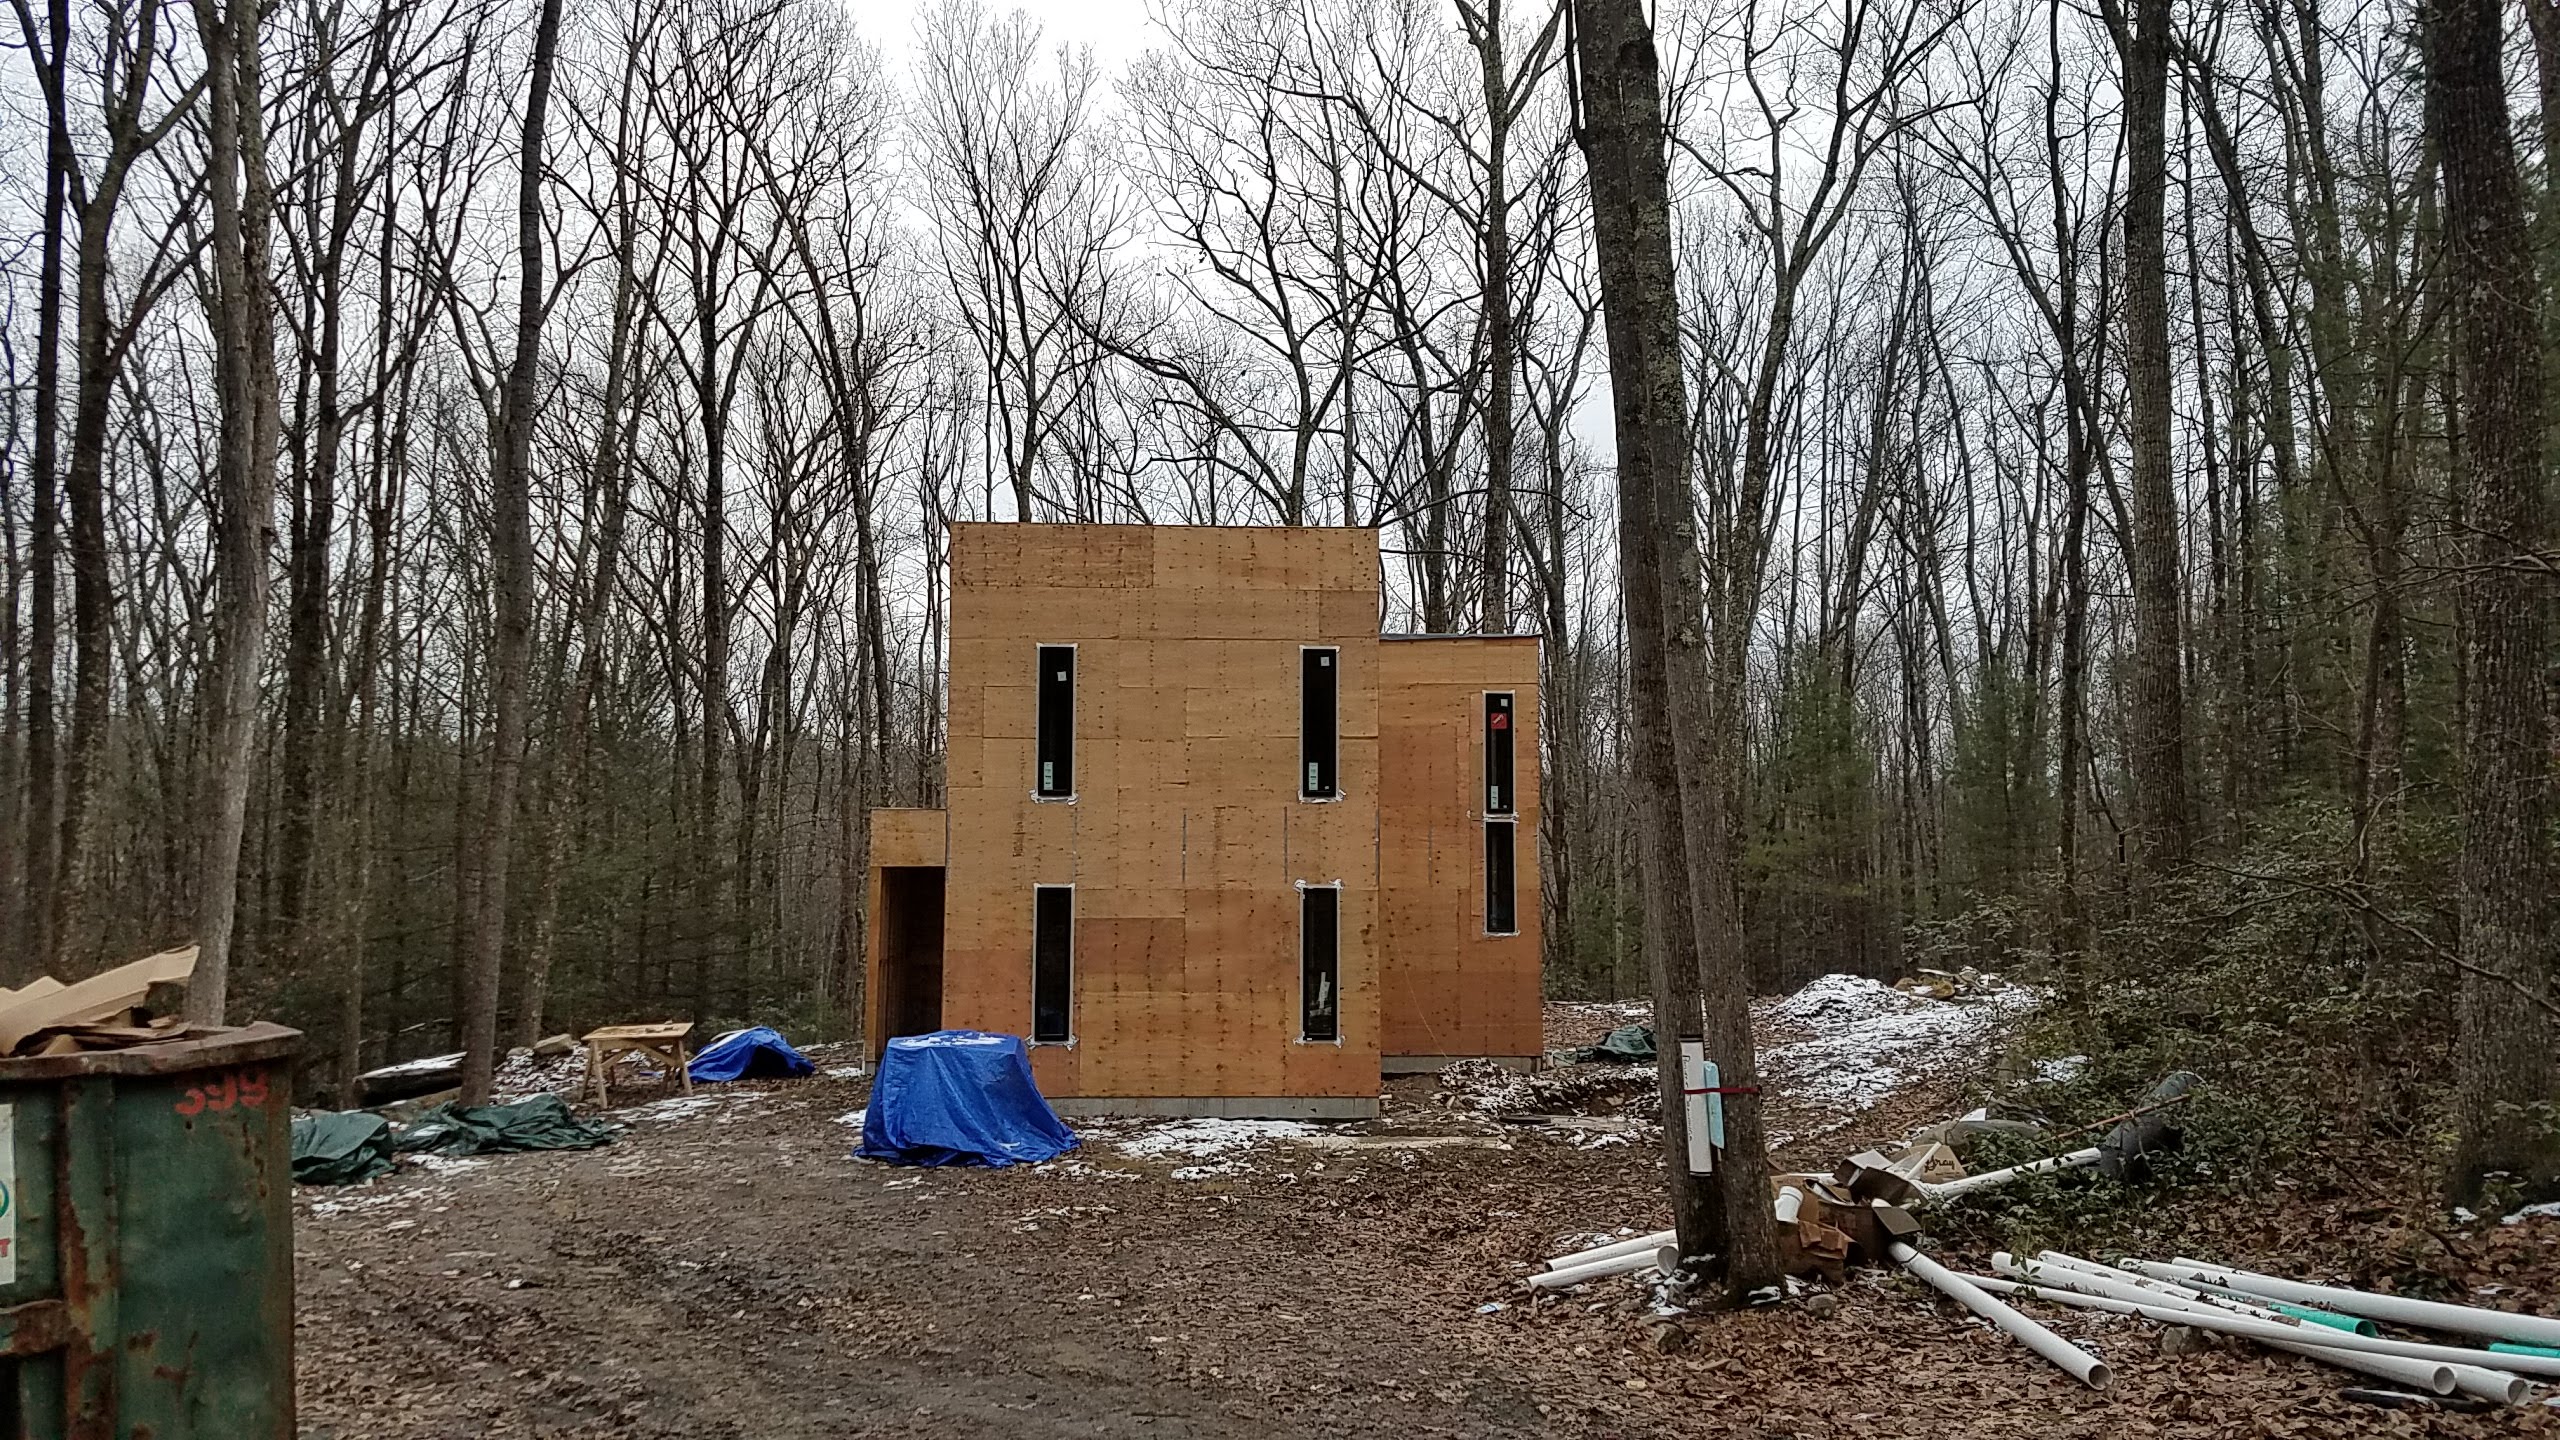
(2454, 1206), (2480, 1224)
(834, 1108), (868, 1128)
(1762, 973), (2037, 1113)
(620, 1090), (767, 1124)
(365, 1051), (463, 1078)
(2503, 1201), (2560, 1226)
(1112, 1117), (1321, 1161)
(404, 1154), (487, 1175)
(2034, 1055), (2089, 1084)
(824, 1066), (865, 1079)
(305, 1185), (452, 1218)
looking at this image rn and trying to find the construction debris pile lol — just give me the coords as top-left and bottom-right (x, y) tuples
(1525, 1074), (2198, 1290)
(0, 944), (205, 1056)
(1434, 1057), (1655, 1118)
(1521, 1065), (2560, 1410)
(1951, 1251), (2557, 1406)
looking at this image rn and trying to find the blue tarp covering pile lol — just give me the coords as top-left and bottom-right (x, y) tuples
(857, 1031), (1078, 1168)
(688, 1026), (816, 1083)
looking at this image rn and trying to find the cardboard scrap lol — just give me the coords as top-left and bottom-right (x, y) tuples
(0, 945), (199, 1056)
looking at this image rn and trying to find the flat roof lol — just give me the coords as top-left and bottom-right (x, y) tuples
(1378, 632), (1543, 642)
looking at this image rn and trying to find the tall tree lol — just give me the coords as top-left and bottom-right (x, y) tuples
(187, 0), (281, 1022)
(2425, 0), (2559, 1202)
(459, 0), (568, 1103)
(1571, 0), (1776, 1295)
(2097, 0), (2192, 870)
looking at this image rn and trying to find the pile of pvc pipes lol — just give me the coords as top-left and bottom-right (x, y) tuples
(1530, 1185), (1815, 1290)
(1531, 1229), (1681, 1289)
(1953, 1251), (2552, 1405)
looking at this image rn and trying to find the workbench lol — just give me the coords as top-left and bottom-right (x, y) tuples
(579, 1021), (695, 1107)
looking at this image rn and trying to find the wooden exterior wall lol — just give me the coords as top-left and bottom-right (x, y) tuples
(863, 809), (950, 1059)
(938, 523), (1386, 1102)
(1376, 636), (1544, 1062)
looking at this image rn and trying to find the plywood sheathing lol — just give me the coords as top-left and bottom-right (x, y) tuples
(1376, 635), (1544, 1062)
(941, 524), (1387, 1100)
(867, 808), (949, 869)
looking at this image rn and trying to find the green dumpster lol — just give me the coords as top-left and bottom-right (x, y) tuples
(0, 1022), (297, 1439)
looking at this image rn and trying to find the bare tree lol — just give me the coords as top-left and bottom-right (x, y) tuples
(457, 0), (566, 1103)
(186, 0), (280, 1022)
(2425, 0), (2559, 1202)
(2096, 0), (2191, 870)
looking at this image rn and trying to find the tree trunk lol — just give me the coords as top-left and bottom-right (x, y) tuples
(459, 0), (564, 1103)
(1473, 0), (1514, 633)
(2104, 0), (2193, 871)
(2426, 0), (2560, 1204)
(14, 0), (71, 978)
(186, 0), (281, 1024)
(1572, 0), (1773, 1289)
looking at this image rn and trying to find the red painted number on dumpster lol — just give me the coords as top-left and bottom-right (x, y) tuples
(174, 1069), (268, 1117)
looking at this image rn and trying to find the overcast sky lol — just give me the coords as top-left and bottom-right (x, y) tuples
(859, 0), (1161, 73)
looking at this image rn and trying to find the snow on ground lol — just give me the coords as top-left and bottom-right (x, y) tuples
(1088, 1117), (1318, 1179)
(619, 1089), (770, 1124)
(1760, 972), (2037, 1112)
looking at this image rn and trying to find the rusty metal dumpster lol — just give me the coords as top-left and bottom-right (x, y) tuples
(0, 1022), (297, 1439)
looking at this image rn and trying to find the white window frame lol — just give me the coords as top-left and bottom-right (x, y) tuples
(1295, 879), (1345, 1045)
(1030, 883), (1077, 1046)
(1299, 644), (1343, 803)
(1032, 642), (1078, 804)
(1483, 818), (1520, 937)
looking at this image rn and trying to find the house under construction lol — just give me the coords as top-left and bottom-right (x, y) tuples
(864, 523), (1540, 1119)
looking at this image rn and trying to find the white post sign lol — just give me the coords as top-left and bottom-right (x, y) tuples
(1680, 1043), (1715, 1176)
(0, 1103), (18, 1284)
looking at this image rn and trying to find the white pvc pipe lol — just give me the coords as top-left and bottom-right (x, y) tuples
(2445, 1363), (2537, 1406)
(2030, 1252), (2304, 1327)
(1999, 1254), (2281, 1325)
(2147, 1258), (2560, 1351)
(1547, 1185), (1813, 1271)
(1918, 1147), (2103, 1201)
(2038, 1253), (2377, 1337)
(1543, 1229), (1675, 1272)
(1892, 1242), (2112, 1390)
(2007, 1254), (2438, 1381)
(1530, 1246), (1676, 1290)
(1967, 1274), (2457, 1397)
(1995, 1258), (2545, 1392)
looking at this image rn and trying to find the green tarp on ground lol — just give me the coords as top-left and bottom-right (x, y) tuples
(1571, 1024), (1655, 1065)
(292, 1110), (397, 1186)
(393, 1093), (617, 1157)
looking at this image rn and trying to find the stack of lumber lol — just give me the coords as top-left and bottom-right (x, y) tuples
(0, 945), (201, 1056)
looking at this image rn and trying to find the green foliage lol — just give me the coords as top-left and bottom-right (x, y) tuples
(1941, 658), (2050, 899)
(1746, 652), (1894, 986)
(1927, 796), (2466, 1257)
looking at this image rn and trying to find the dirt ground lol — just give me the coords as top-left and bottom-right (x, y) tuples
(294, 1004), (2560, 1439)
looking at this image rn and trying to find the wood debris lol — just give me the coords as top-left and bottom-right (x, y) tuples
(0, 944), (200, 1055)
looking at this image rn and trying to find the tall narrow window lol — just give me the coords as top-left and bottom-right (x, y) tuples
(1484, 691), (1516, 815)
(1300, 885), (1340, 1041)
(1485, 822), (1517, 935)
(1032, 886), (1074, 1042)
(1035, 645), (1075, 798)
(1301, 647), (1339, 798)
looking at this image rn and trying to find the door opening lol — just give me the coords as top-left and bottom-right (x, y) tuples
(875, 867), (946, 1059)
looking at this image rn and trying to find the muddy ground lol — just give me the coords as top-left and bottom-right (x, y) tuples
(294, 1001), (2560, 1439)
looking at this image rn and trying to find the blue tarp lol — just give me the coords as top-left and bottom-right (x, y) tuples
(688, 1026), (816, 1083)
(857, 1031), (1078, 1168)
